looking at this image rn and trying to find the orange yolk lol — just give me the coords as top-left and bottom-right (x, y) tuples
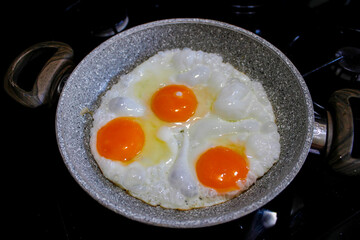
(196, 146), (249, 193)
(151, 84), (197, 122)
(96, 117), (145, 162)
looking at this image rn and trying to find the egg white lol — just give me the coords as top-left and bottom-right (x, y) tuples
(90, 48), (280, 209)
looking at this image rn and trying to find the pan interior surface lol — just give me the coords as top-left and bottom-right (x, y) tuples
(56, 19), (313, 228)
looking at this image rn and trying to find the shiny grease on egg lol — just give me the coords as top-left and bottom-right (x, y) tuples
(90, 48), (280, 210)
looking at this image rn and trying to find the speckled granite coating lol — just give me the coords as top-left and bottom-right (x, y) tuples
(55, 19), (314, 228)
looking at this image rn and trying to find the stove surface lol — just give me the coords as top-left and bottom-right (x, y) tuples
(2, 1), (359, 239)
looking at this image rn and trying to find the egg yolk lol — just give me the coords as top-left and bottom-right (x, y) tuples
(96, 117), (145, 162)
(151, 84), (197, 122)
(196, 146), (249, 193)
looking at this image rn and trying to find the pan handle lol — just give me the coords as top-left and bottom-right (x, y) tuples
(327, 89), (360, 176)
(4, 41), (74, 108)
(311, 89), (360, 176)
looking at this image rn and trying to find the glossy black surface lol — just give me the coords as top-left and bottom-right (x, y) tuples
(2, 1), (359, 239)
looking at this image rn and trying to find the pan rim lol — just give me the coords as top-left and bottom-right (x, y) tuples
(55, 18), (314, 228)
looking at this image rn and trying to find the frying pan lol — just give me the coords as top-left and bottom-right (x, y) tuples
(4, 18), (351, 228)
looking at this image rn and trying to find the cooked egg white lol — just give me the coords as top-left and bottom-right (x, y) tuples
(89, 48), (280, 209)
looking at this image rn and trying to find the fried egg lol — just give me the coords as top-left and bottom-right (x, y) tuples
(89, 48), (280, 209)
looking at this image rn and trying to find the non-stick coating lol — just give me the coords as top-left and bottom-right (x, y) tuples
(56, 19), (313, 228)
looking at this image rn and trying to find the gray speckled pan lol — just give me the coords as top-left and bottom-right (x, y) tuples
(55, 19), (313, 228)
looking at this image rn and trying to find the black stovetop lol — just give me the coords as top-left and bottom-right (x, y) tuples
(2, 1), (360, 239)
